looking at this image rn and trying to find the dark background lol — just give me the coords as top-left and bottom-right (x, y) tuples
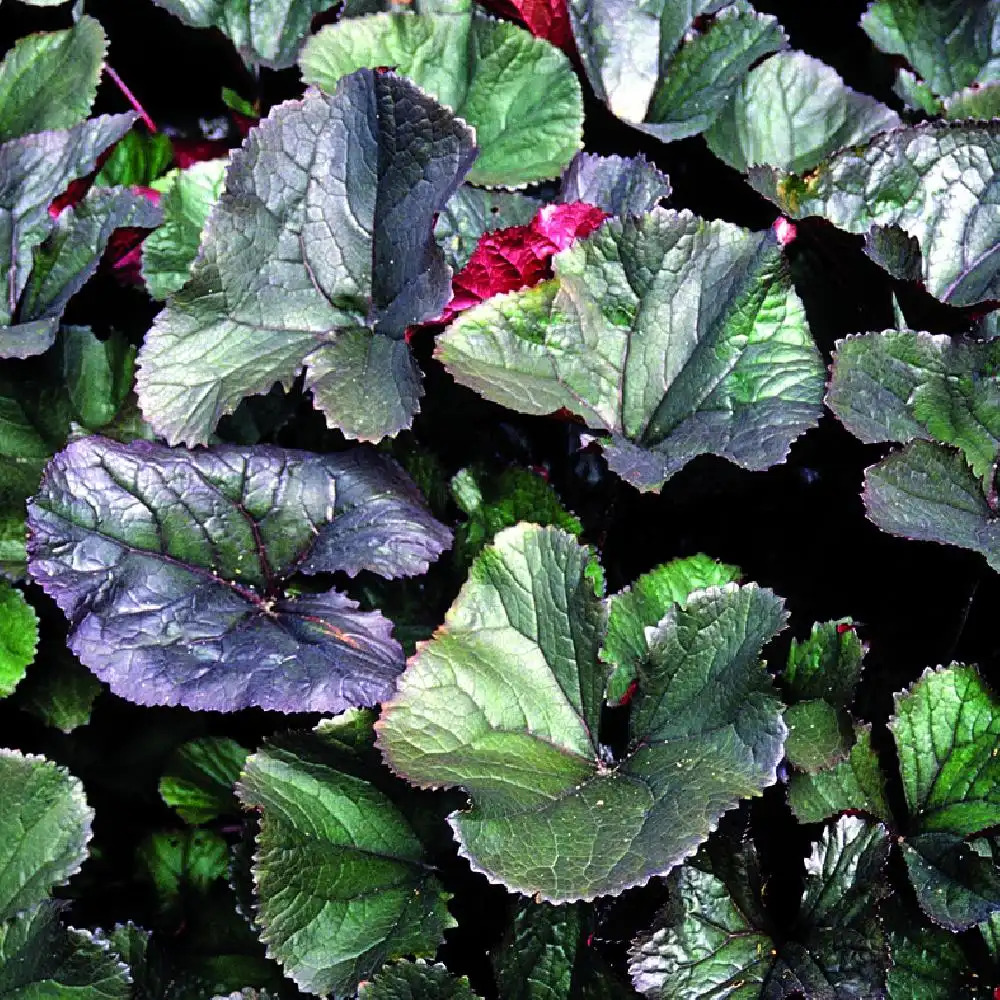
(0, 1), (995, 994)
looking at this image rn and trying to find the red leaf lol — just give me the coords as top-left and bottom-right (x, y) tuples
(103, 186), (162, 286)
(172, 137), (231, 168)
(479, 0), (574, 54)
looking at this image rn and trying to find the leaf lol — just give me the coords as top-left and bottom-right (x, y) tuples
(704, 51), (900, 174)
(0, 113), (136, 331)
(750, 123), (1000, 307)
(0, 749), (93, 921)
(236, 725), (455, 997)
(160, 737), (249, 825)
(886, 921), (985, 999)
(567, 0), (786, 142)
(136, 829), (230, 917)
(435, 185), (540, 273)
(451, 465), (582, 570)
(862, 441), (1000, 572)
(786, 725), (893, 825)
(299, 7), (583, 186)
(828, 331), (1000, 483)
(150, 0), (337, 68)
(902, 833), (1000, 931)
(480, 0), (574, 53)
(0, 901), (131, 1000)
(0, 16), (107, 141)
(783, 619), (865, 706)
(142, 159), (226, 299)
(558, 152), (671, 218)
(861, 0), (1000, 101)
(358, 960), (482, 1000)
(0, 580), (38, 698)
(27, 435), (451, 713)
(135, 71), (476, 445)
(603, 553), (742, 704)
(437, 207), (825, 492)
(891, 664), (1000, 838)
(378, 523), (788, 902)
(15, 650), (103, 733)
(945, 82), (1000, 120)
(94, 130), (174, 188)
(783, 699), (854, 773)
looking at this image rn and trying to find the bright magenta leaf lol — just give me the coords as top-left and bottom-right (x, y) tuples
(480, 0), (574, 55)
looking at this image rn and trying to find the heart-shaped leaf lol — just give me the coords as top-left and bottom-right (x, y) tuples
(135, 70), (476, 445)
(27, 435), (451, 713)
(750, 123), (1000, 306)
(378, 523), (787, 902)
(437, 207), (825, 492)
(300, 3), (583, 187)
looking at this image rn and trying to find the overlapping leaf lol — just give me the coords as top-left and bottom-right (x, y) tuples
(135, 70), (476, 444)
(629, 816), (891, 998)
(150, 0), (337, 68)
(358, 961), (481, 1000)
(299, 1), (582, 187)
(704, 51), (899, 173)
(0, 580), (38, 698)
(567, 0), (786, 143)
(437, 207), (825, 492)
(237, 720), (455, 996)
(557, 152), (671, 218)
(26, 435), (451, 713)
(378, 523), (788, 902)
(160, 736), (249, 824)
(750, 123), (1000, 306)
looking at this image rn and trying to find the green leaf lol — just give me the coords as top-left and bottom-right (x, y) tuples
(568, 0), (786, 143)
(787, 725), (893, 825)
(358, 961), (482, 1000)
(14, 650), (103, 733)
(0, 113), (135, 332)
(236, 724), (455, 996)
(783, 700), (854, 773)
(378, 523), (787, 902)
(451, 465), (582, 570)
(435, 185), (540, 272)
(863, 441), (1000, 571)
(160, 737), (249, 825)
(887, 921), (985, 999)
(603, 553), (742, 704)
(135, 71), (476, 445)
(704, 50), (899, 174)
(0, 16), (107, 141)
(750, 123), (1000, 306)
(94, 129), (174, 187)
(894, 68), (945, 114)
(0, 902), (131, 1000)
(902, 833), (1000, 930)
(142, 159), (226, 299)
(150, 0), (337, 68)
(437, 208), (824, 493)
(300, 8), (583, 187)
(0, 580), (38, 698)
(945, 82), (1000, 120)
(783, 619), (865, 706)
(861, 0), (1000, 101)
(828, 331), (1000, 483)
(891, 664), (1000, 837)
(0, 749), (93, 921)
(136, 829), (230, 916)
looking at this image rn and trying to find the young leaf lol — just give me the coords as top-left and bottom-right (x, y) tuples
(704, 51), (899, 173)
(27, 436), (451, 713)
(783, 699), (854, 773)
(862, 440), (1000, 572)
(142, 159), (227, 299)
(94, 130), (174, 188)
(828, 331), (1000, 483)
(0, 580), (38, 698)
(0, 749), (93, 921)
(160, 736), (249, 824)
(567, 0), (786, 143)
(437, 208), (825, 492)
(0, 16), (107, 141)
(135, 71), (476, 445)
(237, 726), (455, 996)
(378, 523), (788, 902)
(558, 152), (671, 218)
(784, 619), (865, 706)
(786, 725), (893, 825)
(14, 650), (103, 733)
(150, 0), (337, 68)
(136, 829), (230, 917)
(0, 113), (136, 338)
(750, 123), (1000, 307)
(603, 553), (742, 704)
(358, 960), (482, 1000)
(480, 0), (574, 53)
(299, 6), (583, 187)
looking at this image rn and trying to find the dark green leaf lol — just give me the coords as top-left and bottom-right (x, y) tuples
(14, 649), (103, 733)
(136, 829), (230, 916)
(94, 130), (174, 188)
(160, 737), (249, 824)
(783, 699), (854, 773)
(887, 921), (985, 999)
(358, 960), (482, 1000)
(783, 619), (865, 706)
